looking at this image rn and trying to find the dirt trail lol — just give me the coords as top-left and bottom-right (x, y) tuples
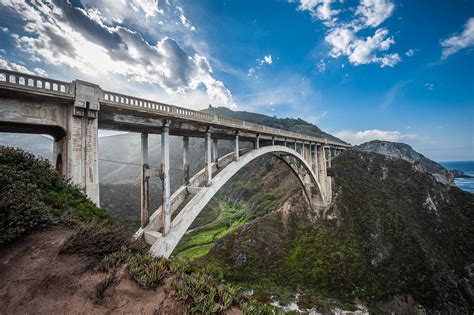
(0, 226), (183, 314)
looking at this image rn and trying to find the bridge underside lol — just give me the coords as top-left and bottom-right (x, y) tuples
(99, 104), (279, 142)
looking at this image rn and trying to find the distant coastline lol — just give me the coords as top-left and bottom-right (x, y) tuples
(440, 161), (474, 193)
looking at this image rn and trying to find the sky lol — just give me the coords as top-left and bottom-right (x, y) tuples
(0, 0), (473, 161)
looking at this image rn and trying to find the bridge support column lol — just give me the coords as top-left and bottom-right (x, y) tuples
(302, 142), (306, 160)
(284, 138), (287, 147)
(183, 136), (189, 185)
(161, 121), (171, 236)
(294, 141), (297, 151)
(272, 136), (275, 146)
(317, 145), (328, 203)
(309, 143), (313, 170)
(314, 144), (319, 179)
(205, 128), (212, 186)
(141, 133), (150, 227)
(255, 133), (260, 149)
(326, 147), (332, 202)
(61, 80), (100, 205)
(234, 131), (239, 161)
(212, 138), (218, 163)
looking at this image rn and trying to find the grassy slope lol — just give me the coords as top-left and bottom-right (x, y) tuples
(203, 150), (474, 313)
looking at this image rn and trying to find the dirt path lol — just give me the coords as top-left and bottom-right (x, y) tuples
(0, 225), (183, 314)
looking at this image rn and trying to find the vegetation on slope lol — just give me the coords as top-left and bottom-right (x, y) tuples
(202, 149), (474, 313)
(173, 198), (251, 260)
(0, 146), (284, 314)
(0, 146), (111, 245)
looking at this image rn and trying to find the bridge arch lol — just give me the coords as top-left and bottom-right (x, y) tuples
(136, 145), (327, 258)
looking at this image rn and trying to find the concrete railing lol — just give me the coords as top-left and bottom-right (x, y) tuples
(0, 68), (349, 147)
(0, 69), (72, 96)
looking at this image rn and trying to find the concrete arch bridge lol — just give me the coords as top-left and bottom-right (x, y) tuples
(0, 69), (349, 257)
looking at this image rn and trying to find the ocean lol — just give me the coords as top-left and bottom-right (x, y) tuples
(440, 161), (474, 194)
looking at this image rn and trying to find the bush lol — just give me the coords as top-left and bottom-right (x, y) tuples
(0, 146), (112, 246)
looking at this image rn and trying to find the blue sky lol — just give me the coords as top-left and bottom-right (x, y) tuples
(0, 0), (473, 161)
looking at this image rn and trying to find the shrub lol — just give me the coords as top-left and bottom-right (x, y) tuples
(0, 146), (112, 246)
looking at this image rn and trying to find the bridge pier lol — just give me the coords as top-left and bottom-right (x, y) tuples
(55, 81), (101, 206)
(326, 146), (332, 201)
(212, 138), (218, 163)
(141, 133), (150, 227)
(205, 128), (212, 186)
(302, 142), (306, 160)
(255, 133), (260, 149)
(161, 120), (171, 236)
(317, 145), (327, 202)
(234, 131), (239, 161)
(183, 136), (190, 185)
(313, 144), (318, 179)
(272, 136), (275, 146)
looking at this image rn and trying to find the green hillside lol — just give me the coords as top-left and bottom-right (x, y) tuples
(202, 106), (347, 144)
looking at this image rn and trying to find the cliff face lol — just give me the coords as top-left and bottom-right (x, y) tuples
(203, 149), (474, 313)
(355, 140), (454, 185)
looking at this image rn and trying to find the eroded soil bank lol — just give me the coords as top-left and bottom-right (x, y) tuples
(0, 225), (185, 314)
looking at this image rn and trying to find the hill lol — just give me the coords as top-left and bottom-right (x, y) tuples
(355, 140), (454, 185)
(200, 148), (474, 313)
(202, 106), (347, 144)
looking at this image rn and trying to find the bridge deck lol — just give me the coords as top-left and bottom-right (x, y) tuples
(0, 68), (349, 147)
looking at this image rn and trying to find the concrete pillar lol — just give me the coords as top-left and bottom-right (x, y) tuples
(272, 136), (275, 146)
(205, 128), (212, 186)
(314, 144), (318, 177)
(317, 145), (327, 202)
(309, 143), (313, 169)
(284, 138), (287, 147)
(212, 138), (218, 162)
(326, 146), (332, 201)
(294, 141), (297, 151)
(140, 133), (150, 227)
(182, 136), (189, 185)
(64, 80), (100, 205)
(255, 133), (260, 149)
(327, 147), (332, 168)
(302, 142), (306, 160)
(234, 131), (239, 161)
(161, 121), (171, 236)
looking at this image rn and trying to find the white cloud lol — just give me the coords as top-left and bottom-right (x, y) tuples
(405, 49), (414, 57)
(129, 0), (163, 20)
(441, 17), (474, 59)
(176, 5), (196, 31)
(355, 0), (394, 28)
(1, 0), (234, 108)
(325, 27), (400, 67)
(0, 56), (47, 76)
(296, 0), (340, 21)
(292, 0), (400, 68)
(317, 59), (326, 72)
(425, 83), (434, 91)
(248, 54), (274, 77)
(0, 27), (8, 32)
(334, 129), (418, 145)
(263, 55), (273, 65)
